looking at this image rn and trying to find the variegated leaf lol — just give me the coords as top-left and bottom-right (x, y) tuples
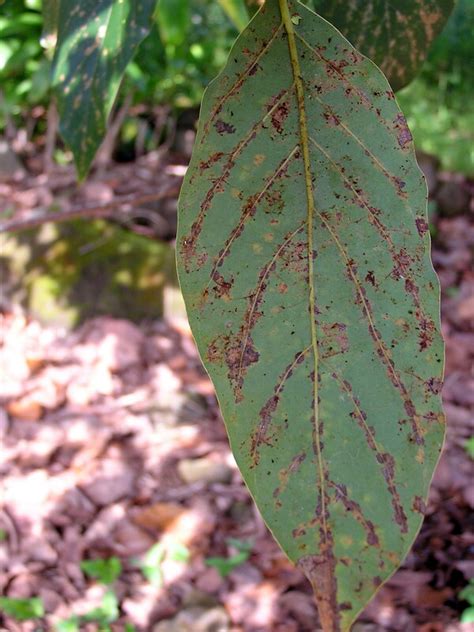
(52, 0), (156, 179)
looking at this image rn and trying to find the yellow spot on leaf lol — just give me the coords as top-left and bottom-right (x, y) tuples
(253, 154), (266, 166)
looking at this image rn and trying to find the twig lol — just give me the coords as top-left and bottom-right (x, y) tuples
(0, 184), (181, 234)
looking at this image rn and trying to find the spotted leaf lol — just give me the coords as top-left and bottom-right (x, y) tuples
(310, 0), (454, 90)
(52, 0), (156, 179)
(177, 0), (444, 630)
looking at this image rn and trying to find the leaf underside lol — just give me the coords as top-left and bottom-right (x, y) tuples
(310, 0), (455, 91)
(177, 0), (444, 630)
(52, 0), (156, 178)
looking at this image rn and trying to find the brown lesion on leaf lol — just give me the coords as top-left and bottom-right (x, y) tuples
(319, 322), (349, 359)
(207, 332), (259, 403)
(331, 373), (409, 534)
(202, 22), (284, 138)
(393, 113), (413, 149)
(214, 119), (236, 135)
(271, 101), (290, 134)
(250, 347), (311, 465)
(329, 481), (379, 547)
(181, 88), (291, 271)
(273, 452), (307, 500)
(208, 145), (298, 282)
(415, 217), (429, 237)
(199, 151), (225, 172)
(404, 277), (436, 351)
(412, 495), (427, 514)
(211, 270), (234, 300)
(339, 254), (425, 446)
(323, 110), (341, 127)
(377, 452), (409, 533)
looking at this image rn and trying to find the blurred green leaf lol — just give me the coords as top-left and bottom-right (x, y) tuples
(0, 596), (44, 621)
(217, 0), (249, 31)
(465, 437), (474, 460)
(309, 0), (454, 90)
(156, 0), (190, 47)
(55, 617), (80, 632)
(83, 590), (119, 625)
(205, 539), (253, 577)
(81, 557), (122, 585)
(141, 542), (166, 586)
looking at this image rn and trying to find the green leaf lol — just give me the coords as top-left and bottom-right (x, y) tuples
(205, 551), (250, 577)
(217, 0), (250, 31)
(55, 617), (80, 632)
(309, 0), (454, 91)
(464, 436), (474, 460)
(176, 0), (444, 629)
(140, 542), (165, 586)
(83, 590), (119, 625)
(81, 557), (122, 585)
(461, 607), (474, 624)
(459, 580), (474, 606)
(0, 596), (44, 620)
(52, 0), (156, 179)
(156, 0), (189, 47)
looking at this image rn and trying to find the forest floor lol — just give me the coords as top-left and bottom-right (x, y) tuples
(0, 153), (473, 631)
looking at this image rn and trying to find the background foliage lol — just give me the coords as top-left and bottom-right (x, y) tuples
(0, 0), (472, 174)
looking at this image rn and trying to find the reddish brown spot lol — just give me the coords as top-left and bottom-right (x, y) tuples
(211, 271), (234, 299)
(321, 323), (349, 359)
(199, 151), (224, 172)
(271, 102), (290, 134)
(332, 482), (379, 547)
(377, 452), (408, 533)
(248, 62), (261, 76)
(391, 249), (412, 280)
(251, 349), (310, 464)
(215, 119), (236, 135)
(324, 111), (341, 126)
(365, 270), (376, 287)
(278, 283), (288, 294)
(412, 496), (427, 514)
(292, 526), (307, 538)
(393, 113), (412, 149)
(426, 377), (442, 394)
(415, 217), (429, 236)
(373, 576), (382, 587)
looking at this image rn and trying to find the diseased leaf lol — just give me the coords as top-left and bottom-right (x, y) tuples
(52, 0), (156, 178)
(177, 0), (444, 629)
(309, 0), (454, 90)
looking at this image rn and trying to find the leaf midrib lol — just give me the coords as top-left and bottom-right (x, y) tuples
(278, 0), (327, 536)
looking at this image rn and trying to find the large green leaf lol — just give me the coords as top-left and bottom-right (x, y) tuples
(177, 0), (444, 629)
(309, 0), (454, 90)
(52, 0), (156, 178)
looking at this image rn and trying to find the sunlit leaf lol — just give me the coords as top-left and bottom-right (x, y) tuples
(52, 0), (156, 178)
(217, 0), (250, 31)
(177, 0), (444, 629)
(309, 0), (454, 90)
